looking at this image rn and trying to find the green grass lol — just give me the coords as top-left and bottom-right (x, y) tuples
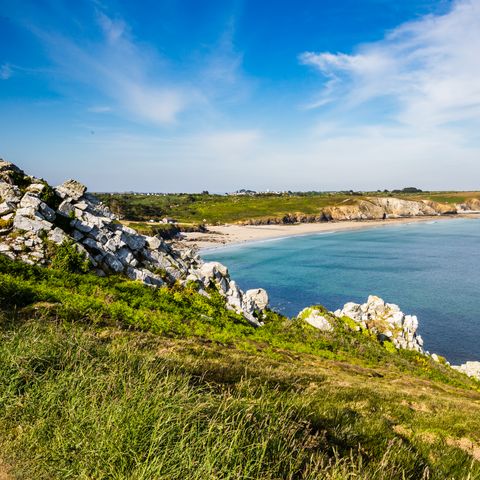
(96, 192), (354, 224)
(1, 257), (480, 478)
(97, 191), (480, 225)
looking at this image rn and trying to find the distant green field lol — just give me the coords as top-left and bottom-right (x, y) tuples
(96, 191), (480, 225)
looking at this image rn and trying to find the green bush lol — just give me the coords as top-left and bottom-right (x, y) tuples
(0, 217), (13, 230)
(50, 240), (91, 273)
(384, 340), (398, 354)
(39, 182), (62, 210)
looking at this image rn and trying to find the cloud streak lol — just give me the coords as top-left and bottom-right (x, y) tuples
(0, 63), (12, 80)
(11, 4), (252, 128)
(300, 0), (480, 129)
(28, 9), (197, 125)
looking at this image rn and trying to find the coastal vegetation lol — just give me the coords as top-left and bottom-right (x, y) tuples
(1, 256), (480, 479)
(1, 161), (480, 478)
(96, 190), (480, 225)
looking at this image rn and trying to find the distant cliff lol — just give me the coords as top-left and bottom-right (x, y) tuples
(240, 196), (478, 225)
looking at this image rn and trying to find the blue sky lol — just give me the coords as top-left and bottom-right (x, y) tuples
(1, 0), (479, 192)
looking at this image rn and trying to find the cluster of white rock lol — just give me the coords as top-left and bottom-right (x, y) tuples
(297, 297), (424, 352)
(333, 295), (425, 352)
(452, 362), (480, 380)
(0, 160), (268, 326)
(299, 302), (480, 382)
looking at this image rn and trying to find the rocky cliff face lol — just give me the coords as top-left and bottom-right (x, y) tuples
(457, 198), (480, 212)
(323, 197), (461, 222)
(241, 196), (474, 225)
(0, 160), (267, 326)
(323, 200), (385, 221)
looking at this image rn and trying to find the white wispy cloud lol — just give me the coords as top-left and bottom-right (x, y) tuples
(299, 0), (480, 129)
(87, 105), (112, 113)
(26, 9), (201, 125)
(197, 21), (253, 105)
(10, 3), (254, 128)
(0, 63), (12, 80)
(96, 11), (127, 44)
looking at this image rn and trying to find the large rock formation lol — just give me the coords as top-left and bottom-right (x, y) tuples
(333, 295), (424, 352)
(0, 160), (268, 326)
(368, 197), (437, 217)
(421, 200), (458, 215)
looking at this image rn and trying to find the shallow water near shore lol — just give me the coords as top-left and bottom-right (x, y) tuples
(203, 217), (480, 364)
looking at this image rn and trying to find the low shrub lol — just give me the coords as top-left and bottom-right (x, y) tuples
(0, 218), (13, 230)
(49, 239), (91, 273)
(39, 182), (62, 210)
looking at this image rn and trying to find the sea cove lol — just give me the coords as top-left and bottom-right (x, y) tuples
(204, 217), (480, 364)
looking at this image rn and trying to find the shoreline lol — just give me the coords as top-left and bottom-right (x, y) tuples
(177, 214), (480, 252)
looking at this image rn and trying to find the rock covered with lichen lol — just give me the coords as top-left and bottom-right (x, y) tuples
(0, 159), (268, 326)
(297, 307), (334, 332)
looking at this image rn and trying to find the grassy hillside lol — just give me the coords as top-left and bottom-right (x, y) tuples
(1, 256), (480, 479)
(96, 191), (480, 225)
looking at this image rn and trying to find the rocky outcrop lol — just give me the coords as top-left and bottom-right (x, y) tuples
(323, 200), (385, 221)
(333, 295), (424, 352)
(0, 160), (268, 326)
(421, 200), (458, 215)
(457, 198), (480, 213)
(452, 362), (480, 380)
(323, 197), (460, 222)
(368, 197), (437, 217)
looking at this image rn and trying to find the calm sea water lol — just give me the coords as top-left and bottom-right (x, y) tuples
(203, 218), (480, 364)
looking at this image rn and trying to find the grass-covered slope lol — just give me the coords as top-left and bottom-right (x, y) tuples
(1, 257), (480, 479)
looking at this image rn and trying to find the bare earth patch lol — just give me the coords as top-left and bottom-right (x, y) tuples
(446, 437), (480, 461)
(0, 458), (12, 480)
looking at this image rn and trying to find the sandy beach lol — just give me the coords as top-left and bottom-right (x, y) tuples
(178, 214), (480, 251)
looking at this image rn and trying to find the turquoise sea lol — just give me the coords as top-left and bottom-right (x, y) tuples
(203, 218), (480, 364)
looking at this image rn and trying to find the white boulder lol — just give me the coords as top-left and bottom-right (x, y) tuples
(298, 307), (334, 332)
